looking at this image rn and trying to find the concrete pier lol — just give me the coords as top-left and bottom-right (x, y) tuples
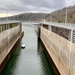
(0, 21), (22, 74)
(40, 24), (75, 75)
(36, 22), (75, 75)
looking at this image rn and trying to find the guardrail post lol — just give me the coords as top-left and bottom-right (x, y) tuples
(69, 29), (73, 75)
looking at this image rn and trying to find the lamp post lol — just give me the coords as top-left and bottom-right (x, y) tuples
(65, 6), (67, 24)
(50, 14), (52, 22)
(6, 11), (8, 21)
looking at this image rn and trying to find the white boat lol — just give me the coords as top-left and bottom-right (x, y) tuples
(21, 44), (25, 48)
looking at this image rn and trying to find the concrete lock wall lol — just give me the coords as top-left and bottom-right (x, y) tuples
(0, 25), (21, 66)
(40, 26), (75, 75)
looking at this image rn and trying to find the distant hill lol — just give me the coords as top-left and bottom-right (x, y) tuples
(0, 13), (47, 21)
(0, 5), (75, 23)
(16, 13), (47, 21)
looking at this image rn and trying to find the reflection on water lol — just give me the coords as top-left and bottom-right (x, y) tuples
(1, 24), (54, 75)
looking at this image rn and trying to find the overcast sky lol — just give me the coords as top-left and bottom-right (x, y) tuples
(0, 0), (75, 17)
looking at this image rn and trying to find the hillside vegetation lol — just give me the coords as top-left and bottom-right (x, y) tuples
(45, 5), (75, 23)
(0, 5), (75, 23)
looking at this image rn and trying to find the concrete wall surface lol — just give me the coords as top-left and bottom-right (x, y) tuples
(0, 25), (21, 66)
(40, 26), (75, 75)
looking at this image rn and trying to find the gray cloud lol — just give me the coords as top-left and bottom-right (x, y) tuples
(20, 0), (66, 9)
(0, 0), (74, 15)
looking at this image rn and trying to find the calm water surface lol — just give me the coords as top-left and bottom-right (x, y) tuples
(1, 24), (54, 75)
